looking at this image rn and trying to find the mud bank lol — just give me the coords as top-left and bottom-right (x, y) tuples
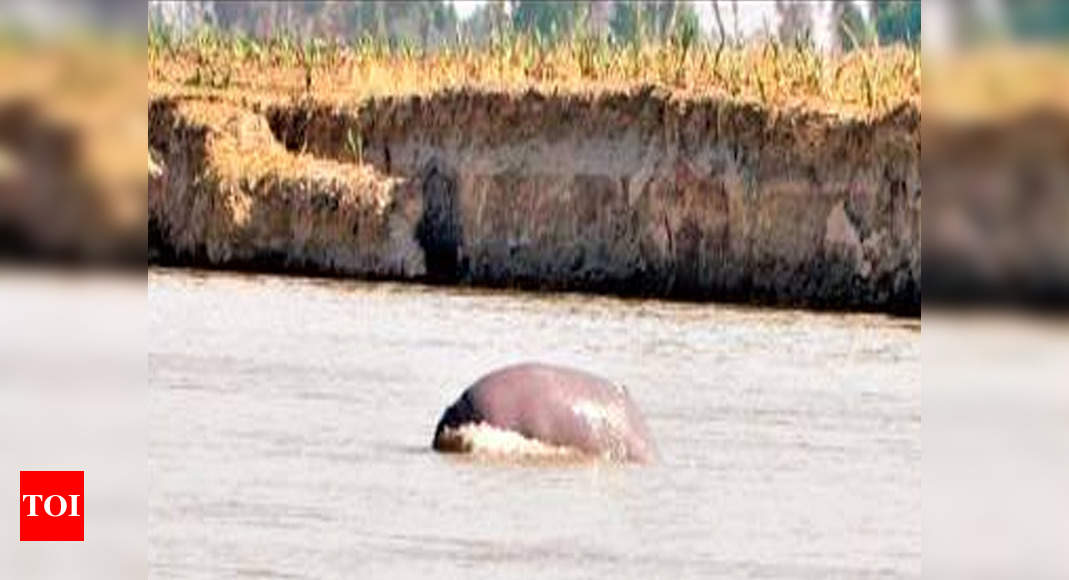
(148, 98), (424, 277)
(149, 88), (920, 313)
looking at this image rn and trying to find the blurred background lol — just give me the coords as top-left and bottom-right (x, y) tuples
(920, 4), (1069, 580)
(0, 1), (145, 579)
(2, 1), (1069, 579)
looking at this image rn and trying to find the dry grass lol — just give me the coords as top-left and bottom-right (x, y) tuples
(148, 28), (920, 117)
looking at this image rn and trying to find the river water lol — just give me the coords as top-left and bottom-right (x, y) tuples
(148, 268), (920, 579)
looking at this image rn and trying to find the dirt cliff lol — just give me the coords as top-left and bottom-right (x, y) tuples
(149, 88), (920, 313)
(149, 98), (424, 277)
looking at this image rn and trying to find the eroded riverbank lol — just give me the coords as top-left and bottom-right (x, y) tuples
(149, 87), (919, 313)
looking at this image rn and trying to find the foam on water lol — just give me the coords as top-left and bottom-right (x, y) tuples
(444, 422), (593, 464)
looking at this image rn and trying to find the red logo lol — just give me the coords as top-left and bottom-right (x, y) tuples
(19, 471), (84, 541)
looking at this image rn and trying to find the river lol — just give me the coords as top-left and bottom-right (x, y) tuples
(148, 268), (919, 579)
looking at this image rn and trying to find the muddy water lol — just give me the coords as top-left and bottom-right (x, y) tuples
(148, 268), (919, 579)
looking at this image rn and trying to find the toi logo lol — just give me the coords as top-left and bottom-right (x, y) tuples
(19, 471), (84, 541)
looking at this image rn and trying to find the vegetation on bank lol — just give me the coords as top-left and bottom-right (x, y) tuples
(149, 1), (922, 53)
(149, 25), (919, 116)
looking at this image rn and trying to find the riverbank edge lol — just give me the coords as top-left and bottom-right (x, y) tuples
(148, 86), (920, 316)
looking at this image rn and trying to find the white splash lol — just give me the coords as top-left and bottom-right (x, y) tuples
(443, 422), (586, 461)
